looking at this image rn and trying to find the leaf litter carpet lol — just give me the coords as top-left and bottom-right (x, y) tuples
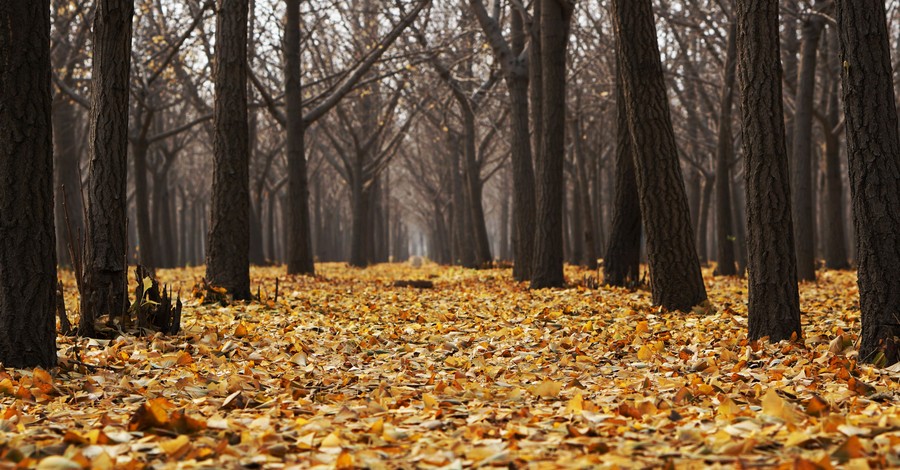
(4, 263), (900, 469)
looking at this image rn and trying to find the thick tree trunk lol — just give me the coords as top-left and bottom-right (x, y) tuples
(530, 0), (572, 289)
(604, 64), (642, 288)
(836, 0), (900, 364)
(81, 0), (135, 337)
(207, 0), (251, 299)
(0, 0), (58, 368)
(611, 0), (707, 310)
(736, 0), (802, 342)
(714, 23), (738, 276)
(791, 6), (825, 281)
(285, 0), (314, 275)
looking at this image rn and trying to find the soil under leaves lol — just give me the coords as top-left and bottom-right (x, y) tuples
(4, 263), (900, 469)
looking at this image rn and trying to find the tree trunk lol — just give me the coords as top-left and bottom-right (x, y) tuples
(52, 92), (83, 268)
(714, 23), (738, 276)
(462, 110), (492, 266)
(611, 0), (707, 310)
(791, 5), (826, 281)
(530, 0), (572, 289)
(604, 63), (642, 287)
(736, 0), (802, 342)
(822, 28), (849, 270)
(131, 139), (156, 270)
(0, 0), (58, 368)
(349, 168), (370, 267)
(81, 0), (135, 336)
(836, 0), (900, 364)
(696, 173), (713, 264)
(207, 0), (251, 299)
(285, 0), (315, 275)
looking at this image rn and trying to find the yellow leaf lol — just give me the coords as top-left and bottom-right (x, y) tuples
(637, 345), (653, 361)
(530, 380), (562, 399)
(159, 435), (191, 455)
(422, 393), (438, 411)
(320, 431), (343, 448)
(566, 393), (584, 413)
(234, 323), (249, 338)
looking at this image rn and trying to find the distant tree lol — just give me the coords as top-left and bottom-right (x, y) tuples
(611, 0), (707, 310)
(207, 0), (251, 299)
(470, 0), (536, 280)
(790, 0), (827, 282)
(713, 23), (738, 276)
(0, 0), (58, 368)
(835, 0), (900, 364)
(736, 0), (801, 341)
(530, 0), (573, 289)
(603, 61), (641, 288)
(80, 0), (135, 337)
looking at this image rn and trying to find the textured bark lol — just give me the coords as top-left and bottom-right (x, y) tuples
(736, 0), (802, 342)
(604, 68), (642, 288)
(791, 6), (825, 281)
(284, 0), (314, 275)
(530, 0), (572, 289)
(611, 0), (707, 310)
(81, 0), (135, 337)
(836, 0), (900, 364)
(0, 0), (58, 368)
(714, 23), (738, 276)
(462, 110), (493, 266)
(206, 0), (251, 299)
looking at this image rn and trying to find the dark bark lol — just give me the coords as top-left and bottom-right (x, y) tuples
(836, 0), (900, 364)
(81, 0), (135, 337)
(530, 0), (572, 289)
(285, 0), (314, 275)
(132, 139), (156, 270)
(822, 27), (849, 270)
(462, 110), (493, 266)
(791, 5), (826, 281)
(604, 63), (642, 288)
(714, 23), (738, 276)
(0, 0), (58, 368)
(696, 173), (713, 264)
(206, 0), (251, 299)
(52, 91), (83, 268)
(611, 0), (707, 310)
(736, 0), (802, 342)
(574, 112), (598, 269)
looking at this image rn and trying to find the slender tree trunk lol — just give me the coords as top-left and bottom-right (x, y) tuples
(611, 0), (707, 310)
(285, 0), (314, 275)
(509, 11), (536, 280)
(714, 23), (738, 276)
(574, 111), (598, 269)
(81, 0), (135, 336)
(131, 139), (156, 270)
(822, 28), (849, 270)
(207, 0), (251, 299)
(530, 0), (572, 289)
(696, 173), (713, 264)
(462, 110), (492, 266)
(736, 0), (802, 342)
(836, 0), (900, 364)
(52, 92), (83, 268)
(604, 63), (642, 287)
(791, 5), (825, 281)
(0, 0), (58, 368)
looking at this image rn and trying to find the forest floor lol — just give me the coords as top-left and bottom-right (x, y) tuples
(3, 263), (899, 469)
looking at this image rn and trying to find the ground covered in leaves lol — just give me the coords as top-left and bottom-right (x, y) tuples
(3, 263), (900, 469)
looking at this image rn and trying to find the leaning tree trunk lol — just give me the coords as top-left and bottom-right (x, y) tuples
(604, 65), (642, 287)
(790, 5), (826, 282)
(836, 0), (900, 364)
(81, 0), (135, 337)
(714, 23), (738, 276)
(736, 0), (802, 342)
(206, 0), (251, 299)
(0, 0), (58, 368)
(611, 0), (707, 310)
(530, 0), (572, 289)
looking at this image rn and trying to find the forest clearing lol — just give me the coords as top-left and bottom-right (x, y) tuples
(3, 263), (896, 469)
